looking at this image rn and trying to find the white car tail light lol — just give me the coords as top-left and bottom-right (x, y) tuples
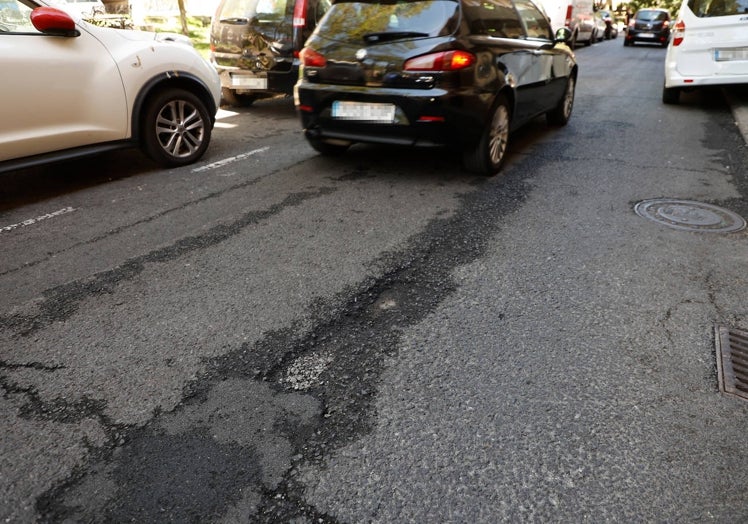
(672, 20), (685, 46)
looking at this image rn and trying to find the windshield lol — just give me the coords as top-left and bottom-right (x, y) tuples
(687, 0), (748, 16)
(314, 0), (460, 42)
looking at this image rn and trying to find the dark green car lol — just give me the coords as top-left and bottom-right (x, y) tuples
(210, 0), (331, 106)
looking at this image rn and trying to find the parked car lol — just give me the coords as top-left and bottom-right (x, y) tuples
(591, 11), (607, 42)
(536, 0), (596, 48)
(623, 8), (671, 47)
(0, 0), (221, 174)
(210, 0), (332, 106)
(663, 0), (748, 104)
(598, 9), (618, 39)
(294, 0), (578, 176)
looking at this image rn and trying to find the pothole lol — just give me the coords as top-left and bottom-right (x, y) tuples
(634, 199), (746, 233)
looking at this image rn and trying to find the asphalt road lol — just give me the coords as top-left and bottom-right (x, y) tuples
(1, 38), (747, 522)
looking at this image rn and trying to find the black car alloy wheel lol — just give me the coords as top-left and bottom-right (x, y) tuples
(463, 93), (510, 176)
(547, 74), (575, 126)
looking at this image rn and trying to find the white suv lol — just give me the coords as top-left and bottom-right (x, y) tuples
(663, 0), (748, 104)
(0, 1), (221, 173)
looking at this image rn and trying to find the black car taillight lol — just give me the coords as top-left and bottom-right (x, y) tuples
(300, 47), (327, 67)
(404, 50), (475, 72)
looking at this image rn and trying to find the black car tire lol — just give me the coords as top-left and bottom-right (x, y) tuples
(662, 85), (680, 104)
(463, 94), (511, 176)
(222, 87), (257, 107)
(547, 74), (576, 126)
(141, 87), (212, 167)
(306, 136), (350, 156)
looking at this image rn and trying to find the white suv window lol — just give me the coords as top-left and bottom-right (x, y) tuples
(687, 0), (748, 17)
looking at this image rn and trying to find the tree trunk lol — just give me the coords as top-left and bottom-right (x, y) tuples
(177, 0), (188, 35)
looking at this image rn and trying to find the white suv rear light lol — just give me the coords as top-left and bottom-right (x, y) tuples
(672, 20), (685, 46)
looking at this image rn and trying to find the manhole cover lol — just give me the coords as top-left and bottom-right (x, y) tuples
(634, 199), (746, 233)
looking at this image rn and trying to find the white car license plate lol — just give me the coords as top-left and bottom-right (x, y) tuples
(231, 75), (268, 89)
(332, 101), (396, 122)
(715, 47), (748, 62)
(638, 32), (654, 38)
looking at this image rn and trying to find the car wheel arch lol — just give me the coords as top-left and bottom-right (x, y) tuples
(131, 72), (217, 143)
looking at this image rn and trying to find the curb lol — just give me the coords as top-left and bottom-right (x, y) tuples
(724, 87), (748, 146)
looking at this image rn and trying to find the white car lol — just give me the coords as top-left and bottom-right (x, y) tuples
(0, 0), (222, 173)
(663, 0), (748, 104)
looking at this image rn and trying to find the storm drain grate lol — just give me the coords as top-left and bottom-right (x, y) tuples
(715, 325), (748, 402)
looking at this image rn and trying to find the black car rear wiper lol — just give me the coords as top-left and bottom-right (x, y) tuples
(363, 31), (429, 43)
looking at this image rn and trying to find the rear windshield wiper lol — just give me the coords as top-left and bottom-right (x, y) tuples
(363, 31), (429, 43)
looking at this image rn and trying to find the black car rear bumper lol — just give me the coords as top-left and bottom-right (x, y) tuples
(295, 83), (488, 148)
(625, 29), (670, 44)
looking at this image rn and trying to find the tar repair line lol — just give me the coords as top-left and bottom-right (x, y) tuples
(192, 147), (270, 173)
(0, 206), (76, 233)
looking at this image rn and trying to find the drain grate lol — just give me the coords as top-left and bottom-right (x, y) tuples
(715, 325), (748, 401)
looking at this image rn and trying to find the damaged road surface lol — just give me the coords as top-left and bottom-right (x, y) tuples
(2, 43), (748, 522)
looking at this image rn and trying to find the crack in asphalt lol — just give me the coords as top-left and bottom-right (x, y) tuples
(0, 187), (337, 338)
(35, 161), (533, 521)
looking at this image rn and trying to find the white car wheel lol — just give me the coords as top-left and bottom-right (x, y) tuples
(142, 88), (212, 167)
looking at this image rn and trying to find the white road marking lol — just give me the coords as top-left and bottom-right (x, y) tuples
(1, 206), (76, 233)
(192, 146), (270, 173)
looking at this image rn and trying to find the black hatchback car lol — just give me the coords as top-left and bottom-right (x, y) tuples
(623, 8), (671, 47)
(294, 0), (577, 175)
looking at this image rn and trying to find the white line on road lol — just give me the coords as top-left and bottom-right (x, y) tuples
(0, 206), (76, 234)
(192, 146), (270, 173)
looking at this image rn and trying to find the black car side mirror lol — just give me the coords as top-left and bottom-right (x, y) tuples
(554, 27), (572, 44)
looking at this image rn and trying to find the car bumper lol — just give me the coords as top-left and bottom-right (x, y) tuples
(294, 82), (487, 148)
(214, 64), (299, 96)
(626, 30), (669, 43)
(665, 68), (748, 88)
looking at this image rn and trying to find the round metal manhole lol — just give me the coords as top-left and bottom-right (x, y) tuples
(634, 199), (746, 233)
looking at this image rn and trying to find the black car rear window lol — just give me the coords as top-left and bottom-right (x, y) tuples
(635, 9), (669, 20)
(687, 0), (748, 16)
(463, 0), (524, 38)
(314, 0), (460, 43)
